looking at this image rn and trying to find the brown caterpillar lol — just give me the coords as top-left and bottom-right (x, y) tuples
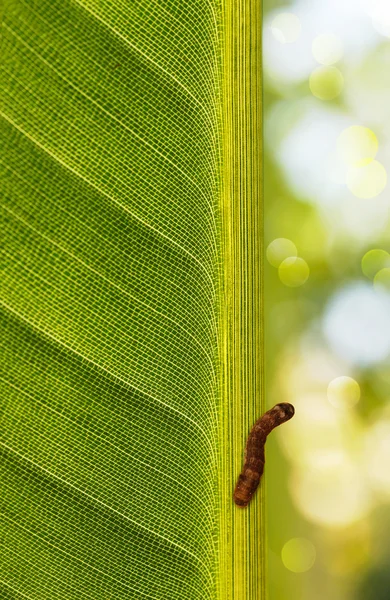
(233, 403), (295, 507)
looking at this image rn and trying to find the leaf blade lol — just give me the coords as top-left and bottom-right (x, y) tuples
(1, 1), (221, 598)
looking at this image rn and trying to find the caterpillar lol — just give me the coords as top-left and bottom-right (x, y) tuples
(233, 403), (295, 507)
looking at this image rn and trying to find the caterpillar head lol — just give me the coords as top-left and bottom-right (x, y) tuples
(273, 402), (295, 423)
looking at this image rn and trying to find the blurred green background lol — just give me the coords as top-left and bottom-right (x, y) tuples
(263, 1), (390, 599)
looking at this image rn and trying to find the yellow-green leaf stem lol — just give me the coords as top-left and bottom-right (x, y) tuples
(218, 0), (264, 598)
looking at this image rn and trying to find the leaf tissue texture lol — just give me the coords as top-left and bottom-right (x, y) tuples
(1, 0), (263, 599)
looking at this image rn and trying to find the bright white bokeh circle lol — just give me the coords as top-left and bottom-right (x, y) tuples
(346, 160), (387, 199)
(270, 13), (302, 44)
(337, 126), (378, 167)
(365, 0), (390, 38)
(312, 33), (343, 65)
(323, 283), (390, 366)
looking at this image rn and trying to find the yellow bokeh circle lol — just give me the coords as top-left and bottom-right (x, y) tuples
(361, 249), (390, 280)
(337, 126), (378, 167)
(327, 376), (360, 409)
(266, 238), (298, 268)
(270, 13), (302, 44)
(278, 257), (310, 287)
(281, 538), (316, 573)
(374, 268), (390, 293)
(346, 160), (387, 199)
(309, 66), (344, 100)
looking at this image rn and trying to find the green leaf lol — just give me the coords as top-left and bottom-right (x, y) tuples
(0, 1), (263, 598)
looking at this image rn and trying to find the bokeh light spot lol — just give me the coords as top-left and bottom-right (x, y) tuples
(309, 66), (344, 100)
(278, 257), (310, 287)
(281, 538), (316, 573)
(270, 13), (302, 44)
(337, 126), (378, 167)
(365, 421), (390, 496)
(327, 376), (360, 409)
(368, 2), (390, 38)
(277, 393), (346, 469)
(361, 249), (390, 280)
(323, 283), (390, 366)
(266, 238), (298, 268)
(374, 268), (390, 293)
(346, 160), (387, 199)
(312, 33), (343, 65)
(291, 460), (370, 527)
